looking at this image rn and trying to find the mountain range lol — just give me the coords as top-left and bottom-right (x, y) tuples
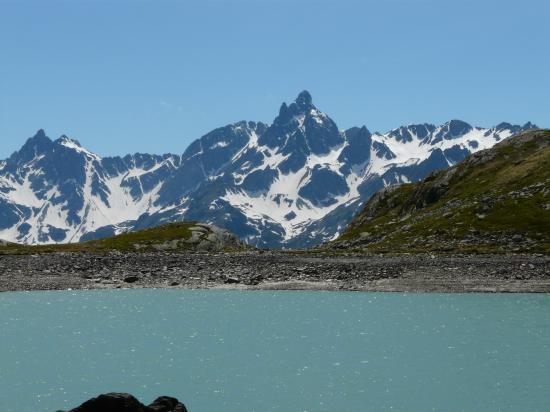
(0, 91), (536, 247)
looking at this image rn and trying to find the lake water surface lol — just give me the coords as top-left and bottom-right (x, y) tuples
(1, 290), (549, 412)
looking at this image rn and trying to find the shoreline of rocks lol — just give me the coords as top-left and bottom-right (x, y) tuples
(1, 251), (549, 293)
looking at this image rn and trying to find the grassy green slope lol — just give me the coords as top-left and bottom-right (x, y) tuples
(0, 222), (247, 255)
(332, 129), (550, 253)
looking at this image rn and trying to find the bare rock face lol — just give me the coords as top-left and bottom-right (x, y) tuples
(58, 392), (188, 412)
(195, 224), (247, 252)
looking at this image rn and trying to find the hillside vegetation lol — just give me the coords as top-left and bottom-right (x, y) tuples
(0, 222), (247, 255)
(330, 129), (550, 253)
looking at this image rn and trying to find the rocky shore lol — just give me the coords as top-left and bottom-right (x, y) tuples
(1, 251), (549, 293)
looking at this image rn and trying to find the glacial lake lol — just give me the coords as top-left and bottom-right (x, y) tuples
(1, 290), (549, 412)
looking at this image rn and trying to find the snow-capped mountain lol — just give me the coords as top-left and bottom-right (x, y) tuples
(0, 131), (181, 243)
(0, 91), (536, 247)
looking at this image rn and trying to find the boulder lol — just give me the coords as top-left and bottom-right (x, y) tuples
(58, 392), (188, 412)
(123, 276), (140, 283)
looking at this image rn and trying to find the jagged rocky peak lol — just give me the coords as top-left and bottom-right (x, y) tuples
(295, 89), (313, 107)
(276, 90), (314, 123)
(10, 129), (101, 165)
(272, 90), (312, 124)
(387, 123), (436, 143)
(440, 119), (473, 137)
(495, 121), (537, 133)
(54, 134), (102, 160)
(184, 120), (264, 159)
(345, 125), (371, 137)
(32, 128), (48, 140)
(56, 134), (82, 146)
(339, 126), (373, 174)
(495, 122), (514, 131)
(260, 90), (344, 161)
(485, 121), (538, 140)
(14, 129), (54, 160)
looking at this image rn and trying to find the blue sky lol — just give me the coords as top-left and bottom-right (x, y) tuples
(1, 0), (548, 158)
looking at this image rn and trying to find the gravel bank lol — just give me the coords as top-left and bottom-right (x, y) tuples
(1, 251), (549, 293)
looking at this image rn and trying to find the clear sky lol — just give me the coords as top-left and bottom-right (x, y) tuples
(1, 0), (548, 158)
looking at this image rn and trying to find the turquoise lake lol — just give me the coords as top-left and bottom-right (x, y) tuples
(1, 290), (549, 412)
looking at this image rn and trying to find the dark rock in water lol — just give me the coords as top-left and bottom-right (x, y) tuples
(58, 392), (188, 412)
(148, 396), (188, 412)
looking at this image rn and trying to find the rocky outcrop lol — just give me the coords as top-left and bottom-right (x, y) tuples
(186, 223), (247, 252)
(58, 392), (188, 412)
(140, 223), (248, 253)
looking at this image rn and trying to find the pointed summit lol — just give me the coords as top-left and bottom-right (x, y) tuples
(8, 129), (53, 163)
(278, 102), (289, 119)
(26, 129), (52, 147)
(26, 129), (51, 145)
(429, 120), (473, 144)
(56, 135), (83, 147)
(55, 134), (101, 160)
(258, 90), (343, 165)
(295, 90), (312, 108)
(276, 90), (315, 123)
